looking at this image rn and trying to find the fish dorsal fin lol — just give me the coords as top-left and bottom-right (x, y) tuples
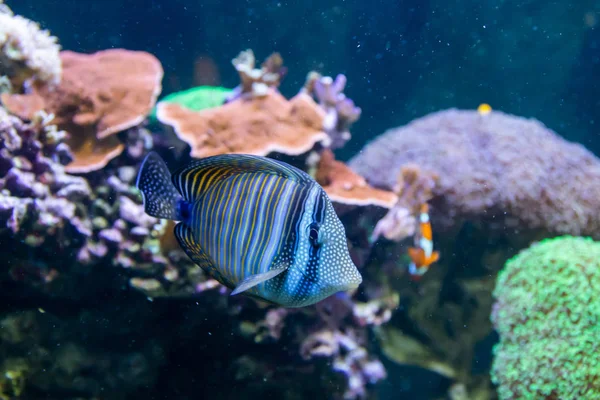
(230, 264), (289, 296)
(173, 222), (231, 287)
(172, 154), (311, 202)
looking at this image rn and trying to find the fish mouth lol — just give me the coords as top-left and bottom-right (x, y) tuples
(345, 279), (362, 291)
(337, 273), (362, 292)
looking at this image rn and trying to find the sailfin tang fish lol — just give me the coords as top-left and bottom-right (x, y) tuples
(136, 152), (362, 307)
(408, 203), (439, 280)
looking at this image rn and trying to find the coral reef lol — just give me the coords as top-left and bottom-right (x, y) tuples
(156, 50), (364, 166)
(0, 105), (86, 251)
(371, 164), (439, 242)
(149, 85), (231, 120)
(350, 109), (600, 238)
(314, 149), (397, 209)
(491, 236), (600, 399)
(0, 104), (170, 295)
(2, 49), (163, 172)
(0, 106), (171, 398)
(310, 73), (361, 149)
(1, 1), (597, 398)
(227, 49), (287, 100)
(0, 45), (391, 397)
(0, 1), (61, 93)
(157, 88), (328, 158)
(241, 293), (394, 399)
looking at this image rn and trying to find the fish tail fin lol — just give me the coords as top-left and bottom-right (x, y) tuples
(136, 152), (184, 220)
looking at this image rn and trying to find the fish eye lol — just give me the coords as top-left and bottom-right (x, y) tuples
(308, 222), (321, 248)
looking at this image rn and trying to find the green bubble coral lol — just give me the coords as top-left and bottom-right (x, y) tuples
(0, 358), (29, 400)
(150, 86), (231, 121)
(491, 236), (600, 399)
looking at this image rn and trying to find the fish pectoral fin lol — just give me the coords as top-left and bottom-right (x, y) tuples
(230, 266), (288, 296)
(173, 222), (229, 286)
(408, 247), (425, 266)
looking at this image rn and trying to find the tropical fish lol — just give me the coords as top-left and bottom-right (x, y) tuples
(408, 203), (439, 280)
(136, 152), (362, 307)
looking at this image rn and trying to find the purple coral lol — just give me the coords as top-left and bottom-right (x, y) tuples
(312, 74), (362, 149)
(0, 107), (192, 297)
(246, 293), (396, 399)
(0, 106), (91, 243)
(350, 109), (600, 237)
(301, 328), (387, 399)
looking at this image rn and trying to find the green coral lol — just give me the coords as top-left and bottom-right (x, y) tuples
(0, 358), (29, 399)
(150, 86), (231, 121)
(491, 236), (600, 399)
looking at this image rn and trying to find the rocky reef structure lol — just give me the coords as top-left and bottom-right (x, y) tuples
(350, 108), (600, 239)
(491, 236), (600, 399)
(0, 105), (171, 398)
(226, 49), (287, 100)
(4, 6), (593, 395)
(2, 49), (164, 172)
(0, 36), (397, 397)
(308, 72), (361, 149)
(157, 50), (393, 213)
(0, 1), (61, 93)
(370, 164), (438, 242)
(315, 149), (397, 209)
(344, 107), (600, 397)
(158, 51), (356, 156)
(0, 105), (85, 269)
(151, 50), (396, 399)
(157, 87), (328, 159)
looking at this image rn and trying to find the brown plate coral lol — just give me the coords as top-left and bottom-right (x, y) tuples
(2, 49), (163, 173)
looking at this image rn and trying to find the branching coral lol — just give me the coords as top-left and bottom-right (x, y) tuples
(491, 236), (600, 399)
(350, 109), (600, 237)
(157, 49), (363, 165)
(0, 104), (188, 301)
(303, 329), (386, 399)
(0, 106), (89, 251)
(244, 294), (393, 399)
(371, 164), (438, 242)
(310, 73), (361, 149)
(0, 1), (61, 93)
(226, 49), (287, 100)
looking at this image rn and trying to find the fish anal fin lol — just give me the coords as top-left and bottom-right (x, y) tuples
(230, 265), (288, 296)
(425, 251), (440, 266)
(172, 154), (310, 202)
(174, 222), (229, 286)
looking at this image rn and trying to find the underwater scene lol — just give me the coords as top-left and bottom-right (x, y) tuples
(1, 0), (600, 399)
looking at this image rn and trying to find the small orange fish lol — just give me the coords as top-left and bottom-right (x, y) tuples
(408, 203), (439, 280)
